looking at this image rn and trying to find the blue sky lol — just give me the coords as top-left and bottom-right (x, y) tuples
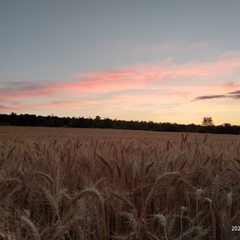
(1, 0), (240, 125)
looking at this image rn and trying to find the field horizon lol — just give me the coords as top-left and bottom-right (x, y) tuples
(1, 125), (239, 139)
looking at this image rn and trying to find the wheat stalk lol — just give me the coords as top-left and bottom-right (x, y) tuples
(41, 187), (59, 221)
(154, 213), (168, 240)
(34, 171), (54, 187)
(205, 197), (216, 240)
(227, 191), (233, 220)
(20, 216), (40, 240)
(195, 188), (203, 225)
(76, 188), (106, 239)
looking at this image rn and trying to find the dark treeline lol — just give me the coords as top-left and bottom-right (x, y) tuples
(0, 113), (239, 135)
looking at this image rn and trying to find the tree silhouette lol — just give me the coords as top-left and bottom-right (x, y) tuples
(202, 117), (213, 126)
(0, 113), (239, 134)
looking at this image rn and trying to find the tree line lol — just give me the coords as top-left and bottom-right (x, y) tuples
(0, 113), (239, 135)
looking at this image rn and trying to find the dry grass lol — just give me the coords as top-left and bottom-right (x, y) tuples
(0, 126), (240, 239)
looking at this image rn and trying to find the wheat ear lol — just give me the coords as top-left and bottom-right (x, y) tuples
(20, 216), (40, 240)
(154, 214), (168, 240)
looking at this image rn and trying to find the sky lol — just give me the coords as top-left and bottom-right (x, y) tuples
(1, 0), (240, 125)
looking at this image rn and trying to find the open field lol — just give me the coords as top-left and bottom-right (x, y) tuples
(0, 126), (240, 239)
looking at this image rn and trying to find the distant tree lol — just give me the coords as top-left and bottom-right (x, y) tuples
(10, 112), (18, 125)
(202, 117), (214, 126)
(222, 123), (231, 128)
(103, 118), (113, 128)
(95, 115), (101, 121)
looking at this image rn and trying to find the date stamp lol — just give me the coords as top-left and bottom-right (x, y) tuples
(232, 226), (240, 231)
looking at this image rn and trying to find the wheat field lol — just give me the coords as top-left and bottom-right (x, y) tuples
(0, 126), (239, 240)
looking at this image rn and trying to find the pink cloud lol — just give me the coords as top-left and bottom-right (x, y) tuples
(0, 83), (55, 101)
(1, 52), (240, 115)
(0, 100), (95, 113)
(72, 53), (240, 88)
(40, 100), (95, 109)
(0, 104), (13, 111)
(2, 53), (240, 100)
(166, 56), (240, 79)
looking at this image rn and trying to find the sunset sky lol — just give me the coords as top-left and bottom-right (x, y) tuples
(1, 0), (240, 125)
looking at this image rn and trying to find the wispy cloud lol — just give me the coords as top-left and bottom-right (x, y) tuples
(228, 90), (240, 95)
(1, 52), (240, 117)
(192, 89), (240, 101)
(71, 53), (240, 91)
(0, 100), (95, 113)
(184, 41), (212, 51)
(192, 95), (227, 101)
(38, 100), (96, 109)
(132, 40), (213, 53)
(0, 104), (12, 111)
(228, 90), (240, 99)
(0, 81), (54, 101)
